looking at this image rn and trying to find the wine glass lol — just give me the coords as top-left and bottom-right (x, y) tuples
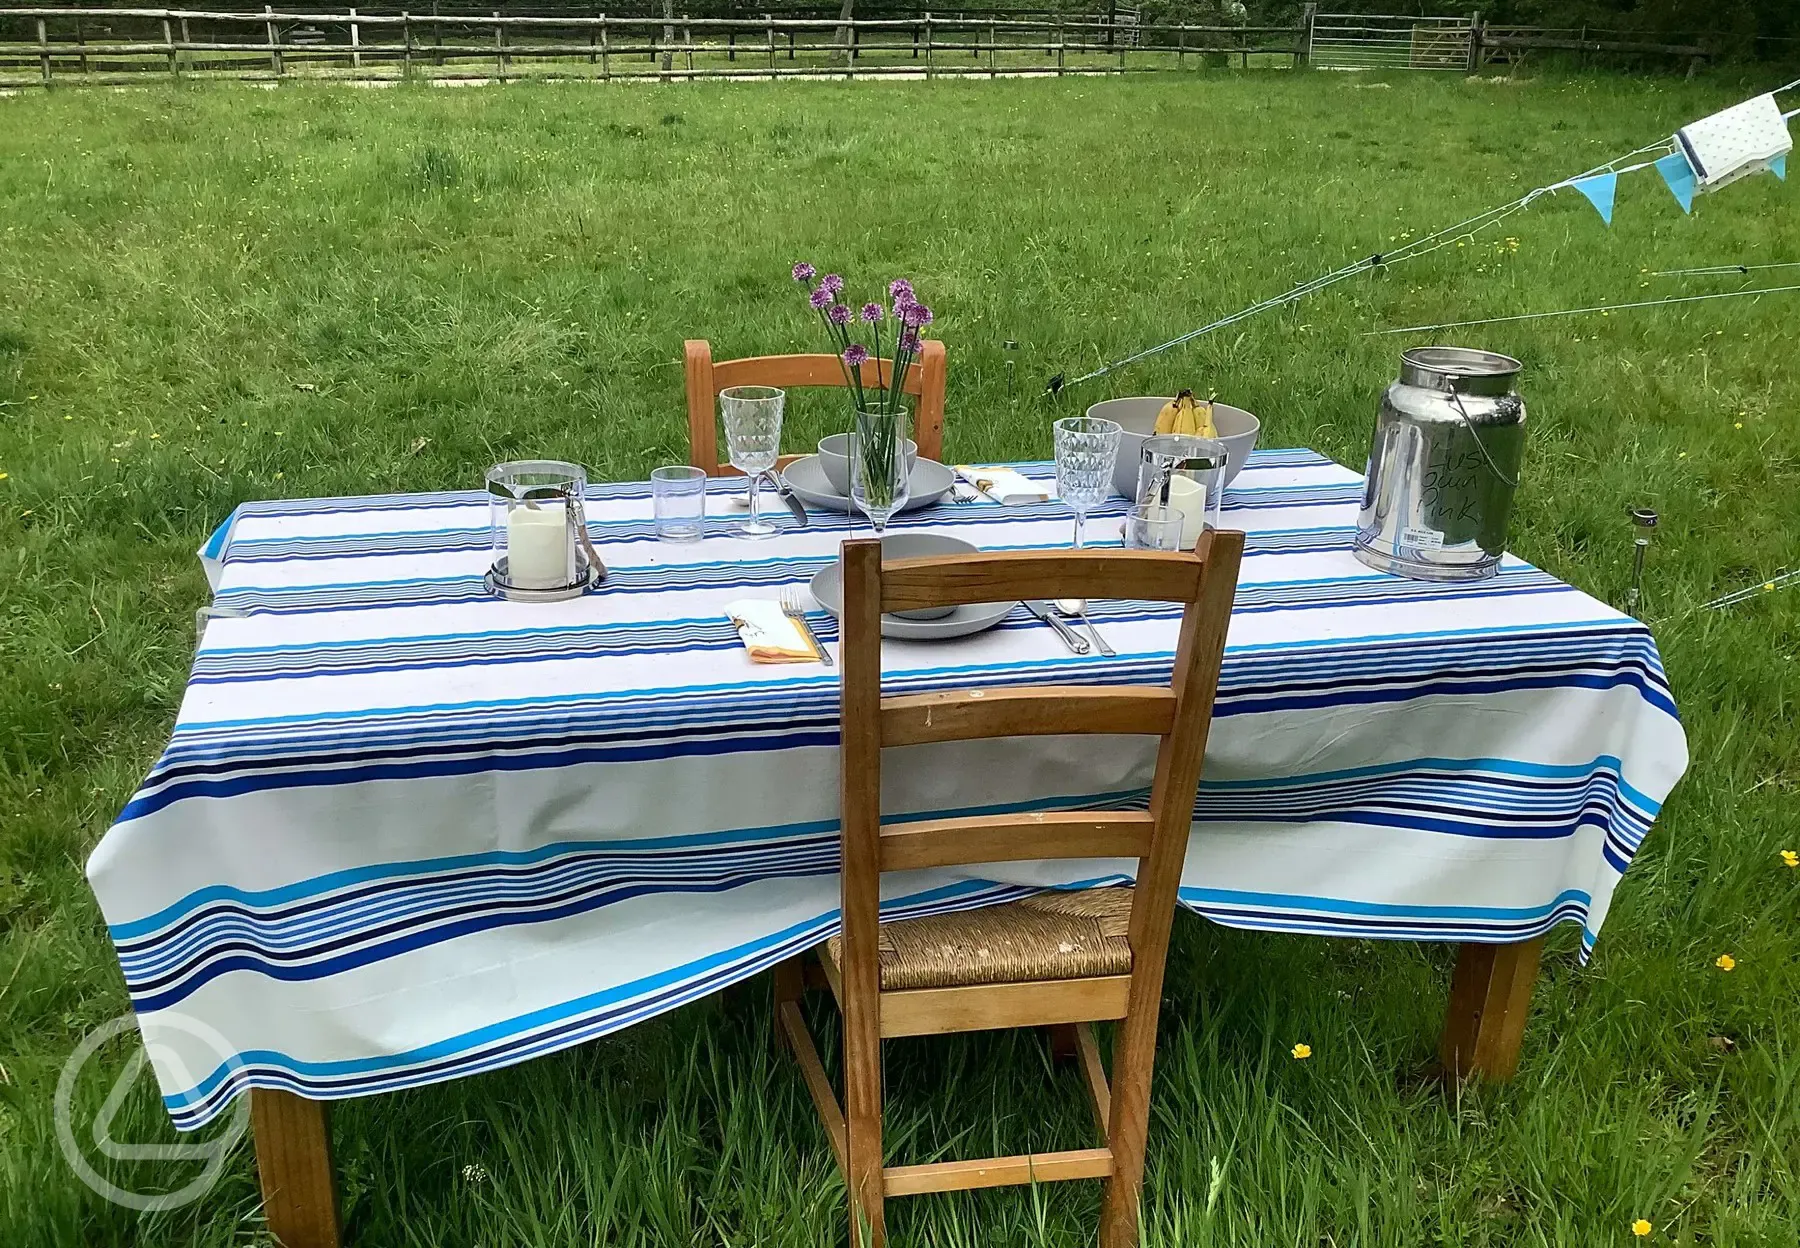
(849, 409), (912, 533)
(1053, 416), (1122, 549)
(719, 386), (786, 539)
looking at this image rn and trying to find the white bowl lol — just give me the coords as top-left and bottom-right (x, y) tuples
(1086, 397), (1261, 499)
(818, 433), (919, 498)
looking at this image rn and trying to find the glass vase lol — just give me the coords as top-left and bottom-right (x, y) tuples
(849, 407), (911, 532)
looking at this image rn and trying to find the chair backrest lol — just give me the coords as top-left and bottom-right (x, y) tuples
(835, 532), (1244, 1004)
(684, 338), (947, 478)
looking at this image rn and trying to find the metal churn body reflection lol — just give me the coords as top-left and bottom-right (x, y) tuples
(1353, 347), (1528, 582)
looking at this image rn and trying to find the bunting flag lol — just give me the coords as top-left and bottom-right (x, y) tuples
(1571, 171), (1618, 224)
(1656, 151), (1698, 214)
(1774, 153), (1788, 181)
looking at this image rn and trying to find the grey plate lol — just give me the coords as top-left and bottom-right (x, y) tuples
(781, 455), (956, 515)
(810, 562), (1016, 641)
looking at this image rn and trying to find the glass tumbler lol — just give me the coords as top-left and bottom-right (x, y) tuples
(651, 465), (707, 543)
(1124, 504), (1185, 551)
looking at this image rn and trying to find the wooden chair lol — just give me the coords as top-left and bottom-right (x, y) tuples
(683, 338), (947, 477)
(775, 532), (1245, 1248)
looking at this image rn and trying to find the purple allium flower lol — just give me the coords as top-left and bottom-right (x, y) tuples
(791, 261), (816, 283)
(902, 302), (933, 328)
(899, 328), (922, 353)
(843, 344), (870, 367)
(821, 273), (845, 295)
(888, 278), (914, 302)
(809, 286), (832, 310)
(860, 302), (884, 323)
(828, 303), (852, 326)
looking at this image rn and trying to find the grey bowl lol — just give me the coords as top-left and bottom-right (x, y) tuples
(818, 433), (919, 497)
(1086, 397), (1261, 499)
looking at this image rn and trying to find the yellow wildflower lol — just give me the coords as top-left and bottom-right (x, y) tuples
(1715, 954), (1736, 971)
(1632, 1218), (1652, 1237)
(1780, 850), (1797, 868)
(1291, 1043), (1312, 1060)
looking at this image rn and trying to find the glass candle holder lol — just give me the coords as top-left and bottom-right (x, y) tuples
(1135, 434), (1226, 551)
(486, 460), (600, 601)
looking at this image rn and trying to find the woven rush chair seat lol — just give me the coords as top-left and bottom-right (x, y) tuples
(827, 887), (1135, 991)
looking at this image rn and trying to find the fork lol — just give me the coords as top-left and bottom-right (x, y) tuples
(781, 587), (833, 666)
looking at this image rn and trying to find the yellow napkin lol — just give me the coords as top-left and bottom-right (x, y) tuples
(725, 599), (822, 664)
(955, 466), (1051, 504)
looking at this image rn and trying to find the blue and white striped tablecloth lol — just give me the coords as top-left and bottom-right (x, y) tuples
(90, 449), (1688, 1129)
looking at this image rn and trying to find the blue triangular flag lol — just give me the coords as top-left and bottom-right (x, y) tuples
(1772, 153), (1787, 181)
(1656, 151), (1697, 213)
(1570, 171), (1618, 224)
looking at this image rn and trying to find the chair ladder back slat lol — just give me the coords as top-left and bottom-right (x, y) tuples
(878, 811), (1154, 872)
(880, 686), (1176, 747)
(684, 338), (947, 478)
(880, 550), (1203, 615)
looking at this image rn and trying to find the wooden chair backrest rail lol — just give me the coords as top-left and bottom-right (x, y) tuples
(684, 338), (947, 477)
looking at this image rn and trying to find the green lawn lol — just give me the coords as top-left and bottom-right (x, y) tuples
(2, 68), (1798, 1246)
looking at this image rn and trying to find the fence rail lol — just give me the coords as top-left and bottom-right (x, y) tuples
(0, 5), (1728, 87)
(0, 4), (1315, 83)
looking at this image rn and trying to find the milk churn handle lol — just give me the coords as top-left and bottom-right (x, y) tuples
(1447, 389), (1519, 489)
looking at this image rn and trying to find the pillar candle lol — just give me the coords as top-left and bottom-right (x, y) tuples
(507, 503), (570, 590)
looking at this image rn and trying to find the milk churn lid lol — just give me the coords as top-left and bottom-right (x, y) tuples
(1399, 347), (1521, 398)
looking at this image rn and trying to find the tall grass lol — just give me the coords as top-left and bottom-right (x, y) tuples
(0, 67), (1796, 1244)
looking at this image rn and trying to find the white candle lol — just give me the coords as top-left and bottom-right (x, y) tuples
(1164, 475), (1210, 550)
(507, 503), (570, 590)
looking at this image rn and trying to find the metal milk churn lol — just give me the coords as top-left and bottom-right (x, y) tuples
(1353, 347), (1527, 582)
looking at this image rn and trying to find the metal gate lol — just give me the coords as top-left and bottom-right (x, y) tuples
(1311, 13), (1474, 71)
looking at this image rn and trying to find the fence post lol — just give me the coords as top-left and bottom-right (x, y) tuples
(988, 17), (995, 75)
(600, 14), (610, 78)
(1177, 22), (1184, 70)
(493, 10), (504, 79)
(924, 11), (932, 78)
(402, 12), (412, 80)
(163, 16), (177, 78)
(265, 4), (283, 76)
(589, 28), (597, 65)
(684, 14), (693, 76)
(1467, 10), (1482, 72)
(180, 17), (190, 73)
(433, 0), (442, 67)
(349, 9), (362, 73)
(766, 13), (774, 72)
(1298, 2), (1315, 67)
(76, 14), (89, 77)
(661, 0), (674, 73)
(37, 16), (50, 86)
(1056, 14), (1063, 74)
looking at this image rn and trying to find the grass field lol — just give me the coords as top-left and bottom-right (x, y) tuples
(2, 67), (1798, 1246)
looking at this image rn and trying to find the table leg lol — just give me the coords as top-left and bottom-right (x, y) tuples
(251, 1089), (342, 1248)
(1439, 936), (1545, 1081)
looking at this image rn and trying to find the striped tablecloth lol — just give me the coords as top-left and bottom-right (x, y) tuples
(91, 449), (1688, 1129)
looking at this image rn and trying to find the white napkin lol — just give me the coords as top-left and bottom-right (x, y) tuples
(724, 599), (821, 664)
(955, 466), (1051, 504)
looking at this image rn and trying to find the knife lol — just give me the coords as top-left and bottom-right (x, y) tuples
(1024, 600), (1091, 654)
(768, 471), (808, 527)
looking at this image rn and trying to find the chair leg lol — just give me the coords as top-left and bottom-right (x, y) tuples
(1097, 992), (1163, 1246)
(1047, 1023), (1079, 1062)
(773, 955), (805, 1052)
(843, 1000), (885, 1247)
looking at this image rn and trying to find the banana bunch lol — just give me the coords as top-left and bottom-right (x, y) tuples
(1153, 390), (1218, 439)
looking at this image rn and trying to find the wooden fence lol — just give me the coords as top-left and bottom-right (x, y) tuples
(0, 5), (1726, 87)
(0, 5), (1310, 84)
